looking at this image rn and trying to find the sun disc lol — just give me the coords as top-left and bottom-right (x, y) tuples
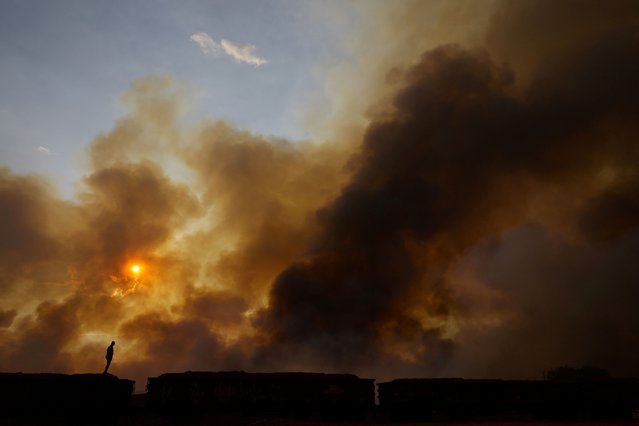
(131, 264), (141, 274)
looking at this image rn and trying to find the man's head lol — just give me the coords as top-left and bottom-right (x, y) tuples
(111, 341), (115, 346)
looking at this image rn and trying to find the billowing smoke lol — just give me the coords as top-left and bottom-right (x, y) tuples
(258, 0), (639, 377)
(1, 0), (639, 387)
(0, 76), (348, 387)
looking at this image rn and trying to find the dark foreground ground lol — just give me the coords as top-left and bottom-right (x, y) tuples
(2, 373), (637, 425)
(1, 395), (638, 426)
(1, 416), (638, 426)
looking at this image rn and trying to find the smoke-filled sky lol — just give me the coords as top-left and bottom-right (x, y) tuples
(2, 0), (639, 390)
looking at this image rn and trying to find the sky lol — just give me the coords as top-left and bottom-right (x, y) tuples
(0, 0), (345, 197)
(1, 0), (639, 391)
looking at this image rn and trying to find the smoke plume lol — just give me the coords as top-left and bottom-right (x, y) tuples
(258, 0), (639, 377)
(1, 1), (639, 386)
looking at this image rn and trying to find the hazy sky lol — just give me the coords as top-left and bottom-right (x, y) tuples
(0, 0), (348, 196)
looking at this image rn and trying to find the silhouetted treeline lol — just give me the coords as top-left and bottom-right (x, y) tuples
(545, 365), (610, 381)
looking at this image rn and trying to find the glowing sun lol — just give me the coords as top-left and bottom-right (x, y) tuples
(131, 264), (141, 274)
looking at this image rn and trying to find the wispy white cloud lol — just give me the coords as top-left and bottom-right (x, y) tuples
(190, 32), (218, 55)
(217, 38), (268, 67)
(190, 32), (268, 67)
(36, 146), (50, 154)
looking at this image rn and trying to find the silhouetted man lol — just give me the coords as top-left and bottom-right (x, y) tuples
(103, 341), (115, 374)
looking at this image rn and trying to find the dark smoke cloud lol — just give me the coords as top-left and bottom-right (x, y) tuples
(450, 225), (639, 378)
(8, 298), (80, 373)
(0, 310), (16, 328)
(258, 46), (520, 373)
(1, 0), (639, 384)
(486, 0), (639, 87)
(258, 0), (639, 378)
(579, 173), (639, 241)
(0, 78), (342, 386)
(75, 161), (200, 280)
(181, 290), (249, 325)
(183, 121), (347, 300)
(0, 168), (73, 298)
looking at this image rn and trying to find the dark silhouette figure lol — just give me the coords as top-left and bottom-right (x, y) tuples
(103, 341), (115, 374)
